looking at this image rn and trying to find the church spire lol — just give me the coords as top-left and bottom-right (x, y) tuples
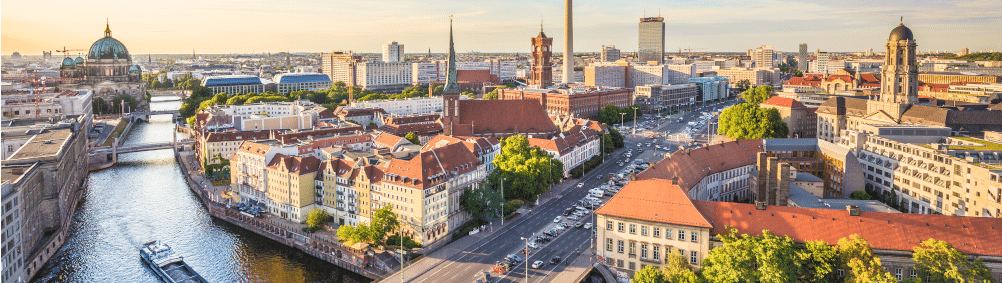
(105, 18), (112, 37)
(443, 16), (459, 94)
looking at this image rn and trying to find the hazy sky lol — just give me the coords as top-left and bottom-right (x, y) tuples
(3, 0), (1000, 55)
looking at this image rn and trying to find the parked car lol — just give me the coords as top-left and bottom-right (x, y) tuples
(532, 260), (545, 269)
(553, 216), (561, 223)
(584, 223), (593, 229)
(575, 222), (584, 228)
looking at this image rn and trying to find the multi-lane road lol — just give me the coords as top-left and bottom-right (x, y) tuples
(393, 99), (739, 283)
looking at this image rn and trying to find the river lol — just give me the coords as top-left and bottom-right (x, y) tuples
(32, 98), (369, 283)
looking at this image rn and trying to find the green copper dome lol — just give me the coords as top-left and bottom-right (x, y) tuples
(88, 23), (131, 60)
(75, 56), (84, 64)
(62, 57), (76, 66)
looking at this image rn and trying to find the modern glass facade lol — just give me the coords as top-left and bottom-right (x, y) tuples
(638, 17), (665, 64)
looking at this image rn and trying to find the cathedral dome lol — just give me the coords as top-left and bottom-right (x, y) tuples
(74, 56), (84, 64)
(62, 57), (76, 66)
(89, 37), (130, 60)
(88, 22), (131, 60)
(888, 23), (914, 41)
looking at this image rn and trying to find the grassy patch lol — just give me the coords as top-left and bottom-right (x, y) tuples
(951, 136), (1002, 151)
(102, 119), (128, 147)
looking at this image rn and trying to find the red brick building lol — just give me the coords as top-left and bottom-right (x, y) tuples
(497, 86), (633, 120)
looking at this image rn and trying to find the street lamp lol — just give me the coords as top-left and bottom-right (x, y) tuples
(520, 234), (533, 283)
(631, 106), (639, 137)
(500, 177), (506, 226)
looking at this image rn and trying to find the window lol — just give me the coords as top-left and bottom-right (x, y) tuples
(629, 242), (636, 255)
(653, 227), (660, 238)
(607, 220), (613, 230)
(629, 224), (636, 234)
(910, 269), (917, 279)
(653, 246), (660, 260)
(691, 232), (698, 242)
(678, 230), (686, 241)
(895, 268), (902, 281)
(640, 244), (648, 259)
(690, 251), (698, 264)
(666, 229), (672, 239)
(641, 226), (648, 236)
(618, 222), (624, 232)
(607, 239), (613, 251)
(618, 240), (624, 253)
(629, 261), (635, 270)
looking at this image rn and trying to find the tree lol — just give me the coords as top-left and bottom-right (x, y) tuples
(405, 132), (421, 145)
(735, 79), (752, 91)
(837, 235), (897, 283)
(461, 89), (477, 99)
(850, 190), (873, 200)
(305, 209), (330, 231)
(632, 265), (667, 283)
(741, 86), (774, 105)
(701, 228), (799, 283)
(797, 240), (843, 283)
(717, 103), (789, 140)
(599, 133), (616, 154)
(608, 127), (625, 148)
(598, 104), (623, 125)
(459, 182), (503, 221)
(911, 239), (993, 283)
(484, 91), (499, 100)
(662, 253), (702, 283)
(370, 205), (400, 246)
(336, 222), (372, 245)
(490, 135), (564, 201)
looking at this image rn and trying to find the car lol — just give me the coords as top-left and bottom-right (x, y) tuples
(475, 271), (493, 283)
(596, 175), (603, 180)
(575, 222), (584, 228)
(527, 242), (539, 249)
(532, 260), (545, 269)
(550, 256), (562, 265)
(576, 183), (585, 188)
(521, 248), (532, 255)
(553, 216), (561, 223)
(619, 162), (624, 167)
(584, 223), (593, 229)
(567, 214), (578, 220)
(508, 254), (523, 263)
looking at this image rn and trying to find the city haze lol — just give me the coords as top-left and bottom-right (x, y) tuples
(3, 0), (1001, 55)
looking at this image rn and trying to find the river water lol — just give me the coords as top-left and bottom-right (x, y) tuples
(33, 98), (369, 283)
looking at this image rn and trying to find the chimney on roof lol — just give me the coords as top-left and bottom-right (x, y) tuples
(671, 176), (678, 185)
(847, 205), (861, 216)
(755, 201), (767, 210)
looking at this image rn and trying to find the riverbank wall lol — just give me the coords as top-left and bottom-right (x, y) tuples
(173, 150), (390, 281)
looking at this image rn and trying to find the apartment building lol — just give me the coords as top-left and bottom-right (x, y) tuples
(714, 67), (781, 87)
(265, 155), (321, 222)
(584, 63), (628, 88)
(411, 60), (517, 84)
(357, 61), (413, 93)
(2, 181), (25, 283)
(1, 90), (92, 120)
(687, 76), (730, 103)
(383, 41), (404, 63)
(918, 71), (1000, 85)
(321, 51), (361, 86)
(750, 45), (775, 68)
(601, 45), (621, 62)
(634, 84), (697, 114)
(638, 140), (763, 202)
(351, 96), (449, 116)
(840, 124), (1002, 217)
(527, 127), (601, 176)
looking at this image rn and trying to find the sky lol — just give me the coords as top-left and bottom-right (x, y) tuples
(2, 0), (1001, 56)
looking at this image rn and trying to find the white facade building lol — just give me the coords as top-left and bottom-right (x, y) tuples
(2, 89), (92, 120)
(350, 96), (454, 116)
(383, 41), (404, 63)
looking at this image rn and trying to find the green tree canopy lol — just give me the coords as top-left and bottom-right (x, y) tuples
(305, 208), (330, 230)
(701, 228), (799, 283)
(405, 132), (421, 145)
(489, 135), (564, 201)
(741, 86), (775, 105)
(717, 103), (789, 140)
(837, 235), (897, 283)
(632, 265), (667, 283)
(336, 222), (373, 245)
(459, 182), (503, 221)
(911, 239), (993, 283)
(797, 240), (843, 283)
(370, 205), (400, 246)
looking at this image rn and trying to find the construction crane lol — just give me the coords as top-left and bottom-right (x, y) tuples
(56, 46), (87, 55)
(20, 71), (46, 119)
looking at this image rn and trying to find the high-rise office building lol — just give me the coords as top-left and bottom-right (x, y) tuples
(814, 50), (830, 74)
(383, 41), (404, 62)
(601, 45), (621, 62)
(798, 44), (809, 72)
(638, 17), (665, 64)
(751, 45), (775, 68)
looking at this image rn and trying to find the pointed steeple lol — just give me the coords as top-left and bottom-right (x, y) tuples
(443, 16), (459, 94)
(538, 17), (547, 38)
(104, 18), (112, 37)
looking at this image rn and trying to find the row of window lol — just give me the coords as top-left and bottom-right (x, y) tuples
(607, 220), (699, 242)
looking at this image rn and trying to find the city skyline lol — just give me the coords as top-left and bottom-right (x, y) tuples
(3, 0), (1001, 56)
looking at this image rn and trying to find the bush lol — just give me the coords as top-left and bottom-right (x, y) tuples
(851, 190), (873, 200)
(387, 233), (423, 249)
(504, 199), (524, 215)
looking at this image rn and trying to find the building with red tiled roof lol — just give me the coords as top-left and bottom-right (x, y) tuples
(497, 86), (633, 120)
(638, 139), (763, 201)
(783, 70), (881, 94)
(595, 179), (714, 276)
(759, 96), (817, 138)
(596, 178), (1002, 280)
(377, 122), (443, 143)
(264, 154), (321, 223)
(527, 127), (601, 176)
(442, 99), (560, 139)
